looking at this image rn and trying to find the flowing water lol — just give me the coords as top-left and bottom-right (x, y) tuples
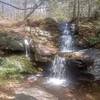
(48, 22), (74, 86)
(59, 22), (74, 52)
(24, 37), (31, 58)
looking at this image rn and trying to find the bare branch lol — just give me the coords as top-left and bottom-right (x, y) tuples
(0, 0), (39, 10)
(24, 1), (44, 20)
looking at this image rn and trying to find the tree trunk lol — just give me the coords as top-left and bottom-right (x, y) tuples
(73, 0), (76, 20)
(23, 0), (28, 19)
(74, 0), (80, 35)
(88, 0), (92, 19)
(1, 3), (4, 18)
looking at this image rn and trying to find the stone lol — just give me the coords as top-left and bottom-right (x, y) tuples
(87, 49), (100, 80)
(15, 86), (58, 100)
(0, 30), (24, 51)
(76, 20), (100, 48)
(0, 18), (60, 63)
(25, 18), (60, 62)
(15, 94), (37, 100)
(58, 50), (90, 60)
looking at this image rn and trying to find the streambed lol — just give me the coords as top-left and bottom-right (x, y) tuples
(15, 76), (100, 100)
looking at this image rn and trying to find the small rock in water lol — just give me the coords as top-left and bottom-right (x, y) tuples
(36, 73), (43, 77)
(15, 94), (37, 100)
(27, 75), (37, 81)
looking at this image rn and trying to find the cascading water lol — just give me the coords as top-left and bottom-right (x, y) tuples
(60, 23), (74, 52)
(24, 37), (31, 58)
(48, 22), (74, 86)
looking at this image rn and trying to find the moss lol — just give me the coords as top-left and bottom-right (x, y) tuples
(88, 35), (100, 45)
(0, 55), (38, 79)
(0, 30), (24, 51)
(77, 19), (100, 48)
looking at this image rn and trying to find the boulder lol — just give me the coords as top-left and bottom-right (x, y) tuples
(25, 18), (60, 62)
(85, 49), (100, 80)
(58, 50), (94, 70)
(58, 51), (89, 60)
(0, 29), (25, 51)
(58, 50), (94, 82)
(76, 20), (100, 48)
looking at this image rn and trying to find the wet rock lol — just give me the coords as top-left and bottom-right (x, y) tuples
(56, 50), (95, 82)
(15, 94), (37, 100)
(58, 51), (89, 60)
(56, 50), (94, 74)
(86, 49), (100, 80)
(65, 58), (94, 82)
(64, 48), (100, 81)
(15, 86), (58, 100)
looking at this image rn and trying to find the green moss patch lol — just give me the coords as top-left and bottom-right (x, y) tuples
(0, 55), (38, 79)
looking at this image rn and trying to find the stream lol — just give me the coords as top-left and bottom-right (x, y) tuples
(47, 22), (75, 86)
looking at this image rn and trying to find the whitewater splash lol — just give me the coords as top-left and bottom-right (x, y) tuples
(48, 22), (74, 86)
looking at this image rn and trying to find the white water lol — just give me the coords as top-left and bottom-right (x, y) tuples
(48, 23), (74, 86)
(24, 37), (31, 58)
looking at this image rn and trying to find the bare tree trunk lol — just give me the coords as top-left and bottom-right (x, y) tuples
(74, 0), (80, 34)
(23, 0), (28, 19)
(24, 1), (44, 21)
(73, 0), (76, 20)
(88, 0), (92, 18)
(1, 3), (4, 18)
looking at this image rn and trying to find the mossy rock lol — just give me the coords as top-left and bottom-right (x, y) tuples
(0, 30), (24, 51)
(0, 55), (38, 79)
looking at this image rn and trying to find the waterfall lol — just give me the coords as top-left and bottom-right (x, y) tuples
(60, 23), (74, 52)
(24, 37), (31, 58)
(48, 22), (74, 86)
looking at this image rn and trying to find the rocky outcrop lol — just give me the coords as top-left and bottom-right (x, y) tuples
(62, 48), (100, 81)
(55, 49), (95, 81)
(25, 18), (60, 62)
(0, 18), (60, 62)
(58, 51), (89, 60)
(76, 20), (100, 49)
(59, 50), (94, 69)
(85, 49), (100, 80)
(0, 29), (25, 51)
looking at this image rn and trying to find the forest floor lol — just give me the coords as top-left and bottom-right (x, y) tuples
(0, 78), (35, 100)
(0, 77), (100, 100)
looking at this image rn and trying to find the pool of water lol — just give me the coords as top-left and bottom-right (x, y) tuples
(28, 76), (100, 100)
